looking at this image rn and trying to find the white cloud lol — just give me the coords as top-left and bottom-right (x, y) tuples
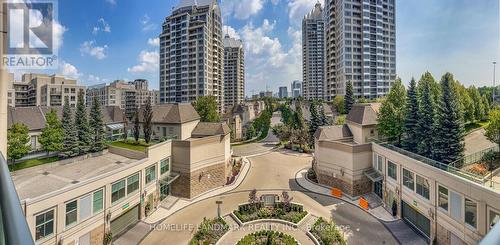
(59, 61), (82, 79)
(106, 0), (116, 5)
(221, 0), (265, 20)
(288, 0), (318, 26)
(127, 50), (159, 73)
(80, 41), (108, 60)
(140, 14), (157, 32)
(86, 74), (109, 85)
(92, 18), (111, 35)
(147, 37), (160, 47)
(271, 0), (280, 5)
(223, 25), (240, 39)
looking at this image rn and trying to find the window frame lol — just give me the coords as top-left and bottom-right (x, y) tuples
(160, 158), (170, 176)
(464, 198), (477, 229)
(402, 168), (414, 191)
(127, 173), (140, 195)
(93, 189), (104, 214)
(438, 185), (449, 212)
(111, 179), (127, 204)
(65, 199), (78, 227)
(145, 164), (157, 184)
(35, 209), (55, 241)
(415, 175), (430, 200)
(387, 160), (397, 181)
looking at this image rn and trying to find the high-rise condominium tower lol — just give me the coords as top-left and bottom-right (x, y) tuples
(324, 0), (396, 100)
(159, 0), (224, 111)
(302, 2), (325, 100)
(223, 34), (245, 110)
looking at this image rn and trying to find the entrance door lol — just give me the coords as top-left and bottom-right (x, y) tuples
(401, 201), (430, 241)
(160, 182), (170, 201)
(374, 180), (383, 199)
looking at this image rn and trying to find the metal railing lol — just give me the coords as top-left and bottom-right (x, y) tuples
(450, 145), (499, 169)
(0, 153), (35, 245)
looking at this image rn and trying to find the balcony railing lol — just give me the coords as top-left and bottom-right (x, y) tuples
(0, 153), (34, 245)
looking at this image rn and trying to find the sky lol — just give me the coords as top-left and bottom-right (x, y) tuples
(10, 0), (500, 96)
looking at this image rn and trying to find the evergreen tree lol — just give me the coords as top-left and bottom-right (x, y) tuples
(332, 96), (346, 114)
(39, 109), (64, 154)
(89, 96), (105, 152)
(293, 99), (306, 129)
(246, 123), (256, 140)
(431, 73), (465, 164)
(468, 86), (484, 121)
(402, 78), (419, 152)
(143, 98), (153, 143)
(74, 91), (91, 154)
(344, 81), (355, 113)
(318, 103), (330, 125)
(61, 97), (78, 158)
(193, 96), (220, 122)
(308, 101), (322, 146)
(416, 73), (437, 158)
(455, 82), (474, 123)
(133, 107), (140, 142)
(482, 94), (491, 116)
(7, 123), (31, 163)
(377, 78), (407, 145)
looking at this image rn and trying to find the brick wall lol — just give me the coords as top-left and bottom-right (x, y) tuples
(317, 171), (371, 197)
(171, 162), (226, 199)
(90, 224), (105, 245)
(436, 223), (450, 245)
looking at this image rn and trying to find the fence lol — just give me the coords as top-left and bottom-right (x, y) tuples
(450, 145), (500, 169)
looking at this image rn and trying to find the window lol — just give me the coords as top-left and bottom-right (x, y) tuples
(438, 186), (448, 211)
(450, 191), (463, 221)
(127, 173), (140, 195)
(146, 165), (156, 184)
(160, 158), (170, 175)
(79, 195), (92, 221)
(93, 190), (103, 214)
(465, 198), (477, 228)
(35, 210), (54, 241)
(377, 155), (383, 172)
(112, 180), (126, 204)
(403, 169), (414, 190)
(65, 200), (78, 227)
(387, 161), (396, 180)
(490, 210), (500, 230)
(416, 175), (430, 199)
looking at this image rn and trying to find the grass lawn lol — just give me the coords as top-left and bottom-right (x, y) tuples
(9, 156), (59, 172)
(108, 140), (148, 152)
(465, 120), (490, 134)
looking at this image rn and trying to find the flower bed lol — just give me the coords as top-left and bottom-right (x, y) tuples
(310, 217), (347, 245)
(236, 230), (298, 245)
(188, 217), (229, 245)
(234, 202), (308, 224)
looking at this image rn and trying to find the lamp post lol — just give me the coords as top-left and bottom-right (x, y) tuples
(216, 200), (223, 219)
(494, 61), (497, 103)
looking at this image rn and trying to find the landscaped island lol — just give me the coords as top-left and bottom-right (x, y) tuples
(310, 217), (347, 245)
(233, 191), (308, 224)
(236, 230), (298, 245)
(189, 217), (229, 245)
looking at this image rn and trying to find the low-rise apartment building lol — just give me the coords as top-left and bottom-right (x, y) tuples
(314, 103), (500, 244)
(12, 104), (231, 245)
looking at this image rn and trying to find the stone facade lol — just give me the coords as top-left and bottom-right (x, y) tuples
(90, 224), (105, 245)
(171, 162), (226, 199)
(317, 171), (371, 197)
(436, 223), (450, 245)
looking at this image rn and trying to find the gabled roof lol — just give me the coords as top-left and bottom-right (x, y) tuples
(191, 122), (230, 137)
(346, 103), (381, 126)
(140, 103), (200, 124)
(314, 125), (352, 141)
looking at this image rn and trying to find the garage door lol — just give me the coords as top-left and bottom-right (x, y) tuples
(402, 201), (430, 240)
(111, 205), (139, 236)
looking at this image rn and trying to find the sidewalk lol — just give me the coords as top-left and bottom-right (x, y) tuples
(144, 157), (251, 224)
(294, 168), (397, 222)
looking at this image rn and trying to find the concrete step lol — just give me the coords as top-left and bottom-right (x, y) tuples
(160, 195), (179, 210)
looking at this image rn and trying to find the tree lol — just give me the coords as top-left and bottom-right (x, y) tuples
(193, 96), (220, 122)
(293, 99), (306, 129)
(468, 86), (484, 121)
(308, 101), (322, 146)
(482, 94), (491, 116)
(61, 97), (78, 157)
(344, 81), (354, 113)
(246, 123), (256, 140)
(7, 123), (30, 163)
(89, 96), (105, 152)
(335, 115), (346, 125)
(142, 98), (153, 143)
(486, 107), (500, 150)
(332, 96), (346, 114)
(74, 91), (91, 154)
(272, 124), (292, 143)
(402, 78), (419, 152)
(431, 73), (465, 164)
(280, 103), (294, 126)
(39, 109), (63, 154)
(318, 103), (330, 125)
(133, 107), (140, 142)
(416, 73), (437, 158)
(455, 82), (474, 123)
(377, 78), (407, 145)
(122, 113), (129, 140)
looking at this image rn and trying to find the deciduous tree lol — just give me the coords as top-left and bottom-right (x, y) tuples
(193, 96), (220, 122)
(486, 107), (500, 150)
(40, 109), (63, 154)
(377, 78), (407, 145)
(7, 123), (30, 163)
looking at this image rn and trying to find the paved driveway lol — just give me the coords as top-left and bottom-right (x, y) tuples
(464, 128), (496, 154)
(141, 151), (398, 245)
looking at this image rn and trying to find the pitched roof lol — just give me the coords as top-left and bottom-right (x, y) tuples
(191, 122), (230, 137)
(140, 103), (200, 124)
(314, 125), (352, 141)
(346, 103), (381, 126)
